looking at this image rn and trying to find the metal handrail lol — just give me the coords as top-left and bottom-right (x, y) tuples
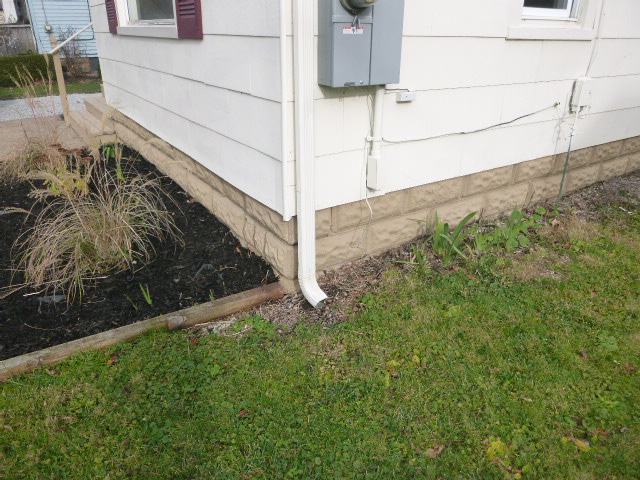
(48, 22), (94, 55)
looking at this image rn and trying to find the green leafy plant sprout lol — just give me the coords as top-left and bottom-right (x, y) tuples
(395, 244), (432, 276)
(427, 211), (477, 266)
(140, 284), (153, 306)
(208, 290), (216, 302)
(473, 207), (545, 254)
(125, 294), (139, 312)
(102, 143), (126, 182)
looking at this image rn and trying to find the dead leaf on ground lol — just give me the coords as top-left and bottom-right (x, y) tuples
(107, 354), (119, 366)
(625, 362), (635, 373)
(238, 409), (249, 418)
(427, 445), (445, 458)
(564, 436), (590, 451)
(46, 369), (60, 376)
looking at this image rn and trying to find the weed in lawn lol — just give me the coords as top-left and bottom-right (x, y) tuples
(11, 165), (183, 301)
(395, 243), (432, 277)
(139, 284), (153, 306)
(504, 248), (570, 282)
(472, 207), (545, 254)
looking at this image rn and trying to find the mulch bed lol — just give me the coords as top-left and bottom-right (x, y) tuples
(0, 153), (276, 360)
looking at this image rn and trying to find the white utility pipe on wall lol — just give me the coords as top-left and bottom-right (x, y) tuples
(367, 85), (386, 191)
(293, 0), (328, 308)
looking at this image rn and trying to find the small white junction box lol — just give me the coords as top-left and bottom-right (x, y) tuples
(396, 91), (416, 103)
(571, 77), (592, 113)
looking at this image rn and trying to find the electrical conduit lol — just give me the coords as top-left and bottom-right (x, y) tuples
(367, 85), (385, 191)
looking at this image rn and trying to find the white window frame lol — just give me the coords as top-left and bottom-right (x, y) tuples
(522, 0), (578, 20)
(126, 0), (176, 26)
(508, 0), (599, 41)
(115, 0), (178, 38)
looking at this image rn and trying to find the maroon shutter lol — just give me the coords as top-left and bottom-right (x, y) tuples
(175, 0), (203, 39)
(105, 0), (118, 34)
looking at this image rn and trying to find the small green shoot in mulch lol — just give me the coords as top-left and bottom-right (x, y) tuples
(139, 284), (153, 306)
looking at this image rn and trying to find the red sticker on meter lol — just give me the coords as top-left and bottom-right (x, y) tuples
(343, 27), (365, 35)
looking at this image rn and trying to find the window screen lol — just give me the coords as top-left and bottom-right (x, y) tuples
(128, 0), (175, 22)
(524, 0), (569, 8)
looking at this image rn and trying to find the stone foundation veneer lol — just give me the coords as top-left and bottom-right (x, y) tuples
(109, 110), (640, 290)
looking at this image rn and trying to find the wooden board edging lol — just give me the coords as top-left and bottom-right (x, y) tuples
(0, 282), (284, 382)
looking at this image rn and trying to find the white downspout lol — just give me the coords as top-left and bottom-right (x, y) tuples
(293, 0), (328, 307)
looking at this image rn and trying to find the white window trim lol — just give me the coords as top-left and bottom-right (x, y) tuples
(115, 0), (178, 39)
(508, 0), (599, 41)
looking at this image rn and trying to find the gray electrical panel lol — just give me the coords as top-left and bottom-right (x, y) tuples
(318, 0), (405, 88)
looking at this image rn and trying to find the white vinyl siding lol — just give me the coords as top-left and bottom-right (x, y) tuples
(305, 0), (640, 210)
(91, 0), (286, 214)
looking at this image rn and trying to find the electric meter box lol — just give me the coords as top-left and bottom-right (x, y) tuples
(318, 0), (405, 88)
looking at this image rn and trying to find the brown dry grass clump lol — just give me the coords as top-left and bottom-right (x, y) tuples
(0, 66), (64, 183)
(506, 248), (570, 282)
(13, 166), (183, 301)
(538, 216), (603, 245)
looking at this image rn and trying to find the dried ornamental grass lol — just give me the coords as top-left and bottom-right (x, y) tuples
(14, 168), (183, 301)
(0, 66), (62, 183)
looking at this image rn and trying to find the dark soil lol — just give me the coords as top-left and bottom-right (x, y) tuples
(0, 153), (276, 360)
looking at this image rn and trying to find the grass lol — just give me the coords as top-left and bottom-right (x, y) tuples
(0, 203), (638, 479)
(0, 80), (101, 100)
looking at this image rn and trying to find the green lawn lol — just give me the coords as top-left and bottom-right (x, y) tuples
(0, 80), (101, 100)
(1, 203), (638, 479)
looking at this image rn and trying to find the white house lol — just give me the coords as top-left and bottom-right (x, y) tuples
(84, 0), (640, 305)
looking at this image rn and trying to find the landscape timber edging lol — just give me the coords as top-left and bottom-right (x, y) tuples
(0, 282), (285, 382)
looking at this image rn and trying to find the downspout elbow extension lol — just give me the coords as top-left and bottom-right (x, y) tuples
(298, 273), (327, 308)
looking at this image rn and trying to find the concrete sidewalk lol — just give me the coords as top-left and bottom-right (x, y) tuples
(0, 117), (85, 161)
(0, 93), (102, 122)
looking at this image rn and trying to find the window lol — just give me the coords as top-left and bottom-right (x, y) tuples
(127, 0), (175, 24)
(508, 0), (597, 40)
(107, 0), (203, 39)
(523, 0), (578, 19)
